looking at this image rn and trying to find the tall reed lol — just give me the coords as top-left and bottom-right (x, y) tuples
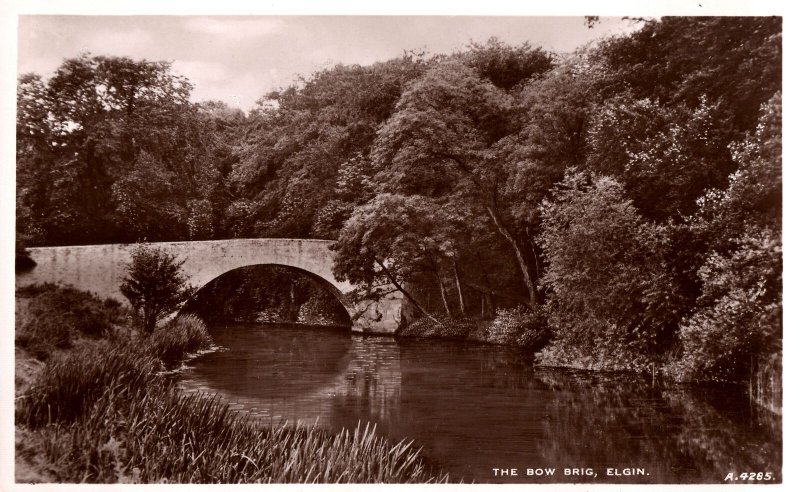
(28, 378), (447, 483)
(148, 314), (213, 367)
(18, 339), (160, 428)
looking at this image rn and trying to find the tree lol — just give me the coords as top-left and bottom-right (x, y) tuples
(538, 170), (680, 369)
(229, 55), (427, 239)
(120, 246), (194, 334)
(586, 94), (736, 221)
(672, 93), (782, 382)
(16, 54), (235, 246)
(372, 60), (546, 305)
(593, 16), (781, 135)
(371, 54), (602, 308)
(672, 230), (780, 382)
(458, 37), (553, 90)
(332, 193), (458, 319)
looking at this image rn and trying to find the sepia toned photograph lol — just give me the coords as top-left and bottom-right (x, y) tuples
(7, 6), (783, 486)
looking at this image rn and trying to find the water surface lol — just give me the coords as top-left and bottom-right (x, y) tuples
(179, 322), (781, 483)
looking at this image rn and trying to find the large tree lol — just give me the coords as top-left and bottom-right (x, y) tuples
(673, 93), (782, 382)
(16, 54), (233, 245)
(586, 94), (735, 221)
(332, 193), (456, 319)
(228, 55), (427, 239)
(367, 51), (598, 309)
(370, 60), (546, 305)
(594, 16), (781, 135)
(538, 170), (680, 368)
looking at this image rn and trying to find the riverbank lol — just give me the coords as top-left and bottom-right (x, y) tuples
(14, 284), (448, 484)
(397, 311), (782, 415)
(396, 307), (550, 351)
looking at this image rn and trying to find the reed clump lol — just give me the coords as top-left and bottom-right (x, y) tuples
(148, 314), (213, 367)
(18, 339), (161, 428)
(39, 383), (445, 483)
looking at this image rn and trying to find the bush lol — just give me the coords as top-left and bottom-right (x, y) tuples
(666, 231), (781, 383)
(397, 317), (480, 340)
(148, 314), (213, 368)
(474, 306), (550, 350)
(120, 246), (194, 334)
(15, 247), (36, 272)
(536, 338), (655, 372)
(15, 317), (73, 361)
(16, 284), (129, 360)
(538, 171), (680, 366)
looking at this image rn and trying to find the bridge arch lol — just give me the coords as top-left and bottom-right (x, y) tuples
(181, 263), (354, 327)
(15, 238), (412, 334)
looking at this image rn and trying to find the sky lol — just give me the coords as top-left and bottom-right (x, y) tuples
(18, 16), (639, 111)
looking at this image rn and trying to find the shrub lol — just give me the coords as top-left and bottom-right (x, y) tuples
(397, 317), (478, 339)
(536, 338), (655, 372)
(148, 314), (213, 368)
(16, 284), (129, 360)
(120, 246), (194, 334)
(15, 317), (73, 361)
(667, 230), (781, 383)
(15, 246), (36, 272)
(538, 171), (680, 365)
(475, 306), (550, 351)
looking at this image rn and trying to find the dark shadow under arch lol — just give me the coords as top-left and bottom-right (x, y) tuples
(181, 264), (352, 328)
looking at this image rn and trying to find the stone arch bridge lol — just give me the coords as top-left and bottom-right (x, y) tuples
(15, 238), (410, 334)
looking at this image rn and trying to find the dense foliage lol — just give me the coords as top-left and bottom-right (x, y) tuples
(17, 18), (781, 383)
(120, 246), (194, 333)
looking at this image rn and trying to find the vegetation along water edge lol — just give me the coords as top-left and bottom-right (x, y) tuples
(14, 284), (449, 483)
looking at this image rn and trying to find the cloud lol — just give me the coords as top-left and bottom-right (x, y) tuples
(183, 17), (286, 39)
(172, 60), (229, 83)
(83, 28), (155, 56)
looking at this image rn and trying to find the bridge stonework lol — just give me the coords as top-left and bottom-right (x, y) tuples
(15, 238), (410, 334)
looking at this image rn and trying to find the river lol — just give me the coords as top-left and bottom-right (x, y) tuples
(178, 322), (781, 484)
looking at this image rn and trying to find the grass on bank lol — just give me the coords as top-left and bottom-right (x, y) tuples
(16, 283), (447, 484)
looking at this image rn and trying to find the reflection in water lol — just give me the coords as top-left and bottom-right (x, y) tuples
(180, 323), (402, 426)
(179, 323), (781, 484)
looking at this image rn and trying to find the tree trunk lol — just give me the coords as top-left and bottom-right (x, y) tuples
(438, 278), (452, 317)
(464, 281), (529, 306)
(287, 282), (302, 322)
(452, 258), (466, 316)
(425, 249), (452, 317)
(375, 258), (438, 323)
(475, 251), (495, 316)
(485, 205), (539, 307)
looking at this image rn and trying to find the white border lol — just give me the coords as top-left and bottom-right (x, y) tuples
(0, 1), (794, 492)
